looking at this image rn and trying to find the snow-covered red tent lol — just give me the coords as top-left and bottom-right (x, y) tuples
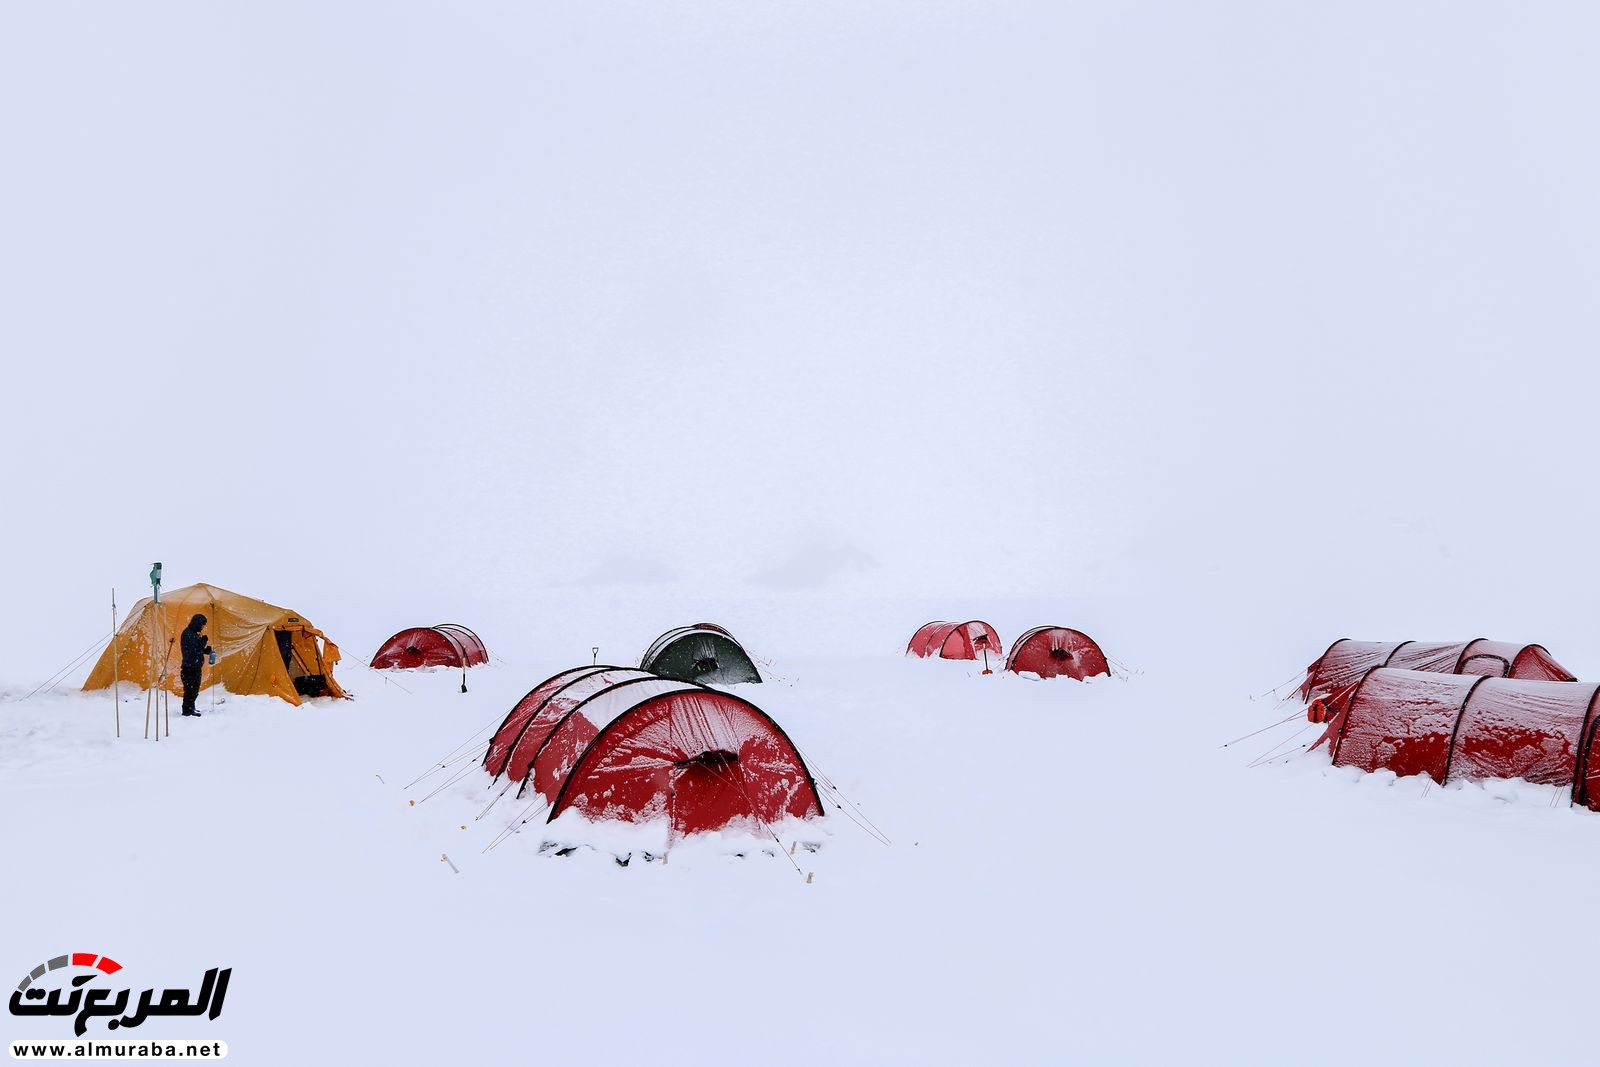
(1299, 639), (1574, 703)
(483, 666), (822, 836)
(906, 621), (1002, 661)
(370, 624), (488, 671)
(1005, 626), (1110, 681)
(1314, 668), (1600, 807)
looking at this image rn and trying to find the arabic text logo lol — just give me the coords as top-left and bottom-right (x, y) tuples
(9, 953), (230, 1037)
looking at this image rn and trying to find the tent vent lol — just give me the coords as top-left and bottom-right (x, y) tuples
(674, 749), (739, 770)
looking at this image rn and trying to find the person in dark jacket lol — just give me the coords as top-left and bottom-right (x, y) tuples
(179, 613), (214, 717)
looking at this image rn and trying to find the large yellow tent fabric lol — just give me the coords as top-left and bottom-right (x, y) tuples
(83, 583), (345, 706)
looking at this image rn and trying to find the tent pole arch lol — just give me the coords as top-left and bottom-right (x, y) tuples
(1329, 666), (1384, 765)
(1301, 637), (1350, 699)
(907, 622), (948, 655)
(1452, 638), (1491, 674)
(1460, 654), (1512, 677)
(493, 666), (634, 782)
(515, 674), (697, 799)
(1437, 674), (1494, 785)
(1379, 640), (1414, 668)
(482, 666), (612, 772)
(1568, 685), (1600, 806)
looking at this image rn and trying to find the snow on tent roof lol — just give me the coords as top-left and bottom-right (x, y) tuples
(1299, 638), (1574, 703)
(484, 666), (658, 784)
(482, 666), (822, 837)
(1311, 668), (1600, 806)
(906, 620), (1002, 661)
(640, 625), (762, 685)
(82, 582), (344, 705)
(1004, 626), (1110, 681)
(432, 624), (488, 663)
(371, 624), (488, 671)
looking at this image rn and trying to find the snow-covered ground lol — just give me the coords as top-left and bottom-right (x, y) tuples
(7, 594), (1600, 1064)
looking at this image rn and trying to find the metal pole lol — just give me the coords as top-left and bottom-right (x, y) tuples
(163, 636), (173, 738)
(147, 564), (162, 742)
(111, 589), (121, 738)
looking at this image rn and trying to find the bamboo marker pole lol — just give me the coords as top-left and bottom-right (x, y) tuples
(111, 589), (121, 738)
(163, 636), (173, 738)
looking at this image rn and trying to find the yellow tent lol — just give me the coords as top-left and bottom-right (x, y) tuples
(83, 583), (345, 706)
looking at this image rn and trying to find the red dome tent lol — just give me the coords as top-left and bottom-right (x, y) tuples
(1313, 668), (1600, 808)
(1005, 626), (1110, 681)
(483, 666), (823, 837)
(371, 624), (488, 671)
(907, 621), (1002, 661)
(1299, 639), (1574, 703)
(371, 624), (488, 693)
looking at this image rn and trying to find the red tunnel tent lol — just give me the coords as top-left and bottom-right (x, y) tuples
(371, 624), (488, 670)
(907, 621), (1002, 661)
(1299, 639), (1574, 703)
(483, 666), (823, 836)
(1314, 668), (1600, 807)
(1005, 627), (1110, 681)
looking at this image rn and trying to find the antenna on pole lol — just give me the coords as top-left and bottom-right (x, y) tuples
(592, 646), (599, 666)
(146, 563), (163, 741)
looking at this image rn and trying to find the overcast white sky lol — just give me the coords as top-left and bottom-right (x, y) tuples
(2, 3), (1597, 677)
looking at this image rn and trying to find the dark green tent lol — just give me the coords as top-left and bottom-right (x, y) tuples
(640, 625), (762, 685)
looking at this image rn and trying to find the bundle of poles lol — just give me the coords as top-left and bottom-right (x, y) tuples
(107, 563), (176, 741)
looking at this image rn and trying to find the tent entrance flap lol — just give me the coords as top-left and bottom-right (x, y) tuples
(275, 627), (330, 698)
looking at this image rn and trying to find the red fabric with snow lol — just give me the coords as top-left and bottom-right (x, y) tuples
(371, 627), (469, 670)
(550, 688), (823, 835)
(1004, 626), (1110, 680)
(503, 669), (658, 786)
(485, 667), (822, 834)
(1319, 669), (1600, 800)
(906, 620), (1002, 660)
(1300, 639), (1576, 703)
(371, 624), (488, 670)
(522, 675), (695, 799)
(484, 666), (614, 779)
(431, 624), (488, 665)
